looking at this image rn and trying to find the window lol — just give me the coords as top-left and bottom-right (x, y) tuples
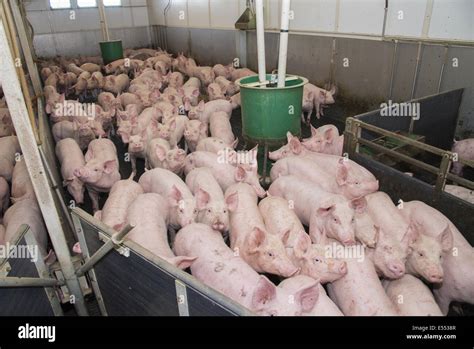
(77, 0), (97, 7)
(49, 0), (71, 9)
(104, 0), (121, 6)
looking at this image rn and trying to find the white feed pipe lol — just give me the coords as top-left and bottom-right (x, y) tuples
(255, 0), (266, 83)
(98, 0), (110, 41)
(277, 0), (291, 87)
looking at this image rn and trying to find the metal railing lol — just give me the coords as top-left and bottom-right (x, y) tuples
(344, 117), (474, 193)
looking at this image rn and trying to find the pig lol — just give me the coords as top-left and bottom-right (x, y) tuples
(167, 72), (184, 88)
(180, 87), (200, 110)
(213, 64), (234, 80)
(0, 176), (9, 217)
(301, 85), (315, 123)
(164, 148), (187, 175)
(444, 184), (474, 204)
(3, 198), (48, 256)
(229, 93), (241, 109)
(184, 151), (266, 198)
(182, 76), (201, 89)
(117, 92), (142, 110)
(326, 239), (399, 316)
(98, 92), (121, 113)
(66, 63), (85, 76)
(303, 83), (336, 123)
(231, 68), (256, 82)
(80, 63), (101, 73)
(11, 156), (35, 203)
(184, 119), (208, 152)
(174, 223), (319, 315)
(103, 74), (130, 95)
(126, 193), (196, 269)
(189, 66), (215, 87)
(258, 196), (347, 283)
(365, 192), (419, 279)
(215, 76), (239, 96)
(196, 137), (237, 154)
(94, 174), (143, 232)
(73, 138), (121, 212)
(0, 136), (21, 181)
(224, 183), (299, 277)
(86, 71), (104, 90)
(267, 175), (366, 245)
(188, 100), (233, 124)
(302, 125), (344, 156)
(154, 101), (178, 123)
(209, 111), (235, 146)
(138, 168), (202, 229)
(52, 120), (95, 151)
(0, 109), (14, 137)
(186, 168), (238, 233)
(397, 200), (474, 314)
(270, 154), (379, 200)
(451, 138), (474, 177)
(55, 139), (86, 204)
(278, 276), (344, 316)
(44, 87), (66, 115)
(154, 61), (168, 75)
(382, 275), (443, 316)
(207, 83), (226, 101)
(145, 138), (171, 170)
(156, 115), (188, 148)
(127, 129), (149, 173)
(354, 209), (378, 248)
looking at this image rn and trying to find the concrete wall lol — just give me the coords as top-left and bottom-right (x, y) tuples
(25, 0), (151, 57)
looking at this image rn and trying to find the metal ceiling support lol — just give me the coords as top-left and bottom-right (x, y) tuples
(0, 19), (89, 316)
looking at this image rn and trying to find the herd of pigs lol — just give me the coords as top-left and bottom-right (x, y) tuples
(0, 46), (473, 316)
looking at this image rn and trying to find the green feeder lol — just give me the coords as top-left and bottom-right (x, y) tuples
(99, 40), (123, 65)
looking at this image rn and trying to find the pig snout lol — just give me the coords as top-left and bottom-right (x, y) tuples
(212, 222), (226, 232)
(280, 265), (300, 278)
(73, 167), (87, 179)
(388, 261), (405, 278)
(425, 267), (444, 283)
(268, 150), (280, 161)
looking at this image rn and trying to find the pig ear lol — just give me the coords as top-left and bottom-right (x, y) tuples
(279, 229), (292, 247)
(171, 256), (197, 270)
(192, 89), (200, 97)
(336, 159), (349, 186)
(155, 144), (167, 162)
(231, 138), (239, 149)
(293, 280), (319, 313)
(319, 90), (326, 98)
(310, 125), (318, 137)
(225, 191), (239, 212)
(289, 137), (302, 155)
(248, 227), (266, 253)
(103, 160), (117, 175)
(208, 85), (215, 94)
(402, 223), (419, 248)
(199, 122), (208, 134)
(45, 103), (52, 114)
(198, 100), (205, 108)
(286, 132), (294, 143)
(62, 178), (73, 187)
(177, 88), (185, 97)
(251, 276), (277, 311)
(437, 224), (453, 252)
(316, 201), (336, 217)
(195, 188), (210, 210)
(169, 119), (177, 131)
(170, 185), (183, 206)
(324, 127), (337, 144)
(293, 232), (311, 257)
(234, 166), (247, 182)
(350, 197), (367, 214)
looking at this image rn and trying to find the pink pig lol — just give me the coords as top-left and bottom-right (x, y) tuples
(207, 83), (226, 101)
(188, 100), (233, 124)
(0, 176), (9, 217)
(11, 157), (35, 203)
(302, 125), (344, 156)
(127, 193), (196, 269)
(94, 174), (144, 232)
(224, 183), (299, 277)
(174, 223), (319, 316)
(451, 138), (474, 176)
(196, 137), (238, 153)
(55, 139), (86, 204)
(184, 119), (208, 152)
(209, 111), (235, 146)
(0, 136), (21, 181)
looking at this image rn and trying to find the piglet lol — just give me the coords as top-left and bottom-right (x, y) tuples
(279, 276), (343, 316)
(225, 183), (299, 277)
(95, 174), (143, 232)
(56, 139), (85, 204)
(231, 68), (256, 81)
(138, 168), (201, 230)
(215, 76), (239, 96)
(127, 193), (196, 269)
(184, 151), (266, 197)
(73, 138), (121, 212)
(174, 223), (319, 316)
(451, 138), (474, 176)
(196, 137), (238, 154)
(184, 119), (208, 152)
(3, 198), (48, 256)
(209, 111), (235, 146)
(207, 83), (226, 101)
(188, 100), (233, 124)
(186, 168), (238, 233)
(302, 125), (344, 156)
(382, 275), (443, 316)
(103, 74), (130, 95)
(213, 64), (234, 80)
(157, 115), (188, 148)
(0, 136), (21, 181)
(303, 83), (336, 124)
(11, 156), (35, 203)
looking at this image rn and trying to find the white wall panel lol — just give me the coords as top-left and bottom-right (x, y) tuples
(188, 0), (210, 28)
(429, 0), (473, 41)
(289, 0), (337, 32)
(209, 0), (240, 29)
(337, 0), (385, 35)
(385, 0), (426, 37)
(164, 0), (187, 26)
